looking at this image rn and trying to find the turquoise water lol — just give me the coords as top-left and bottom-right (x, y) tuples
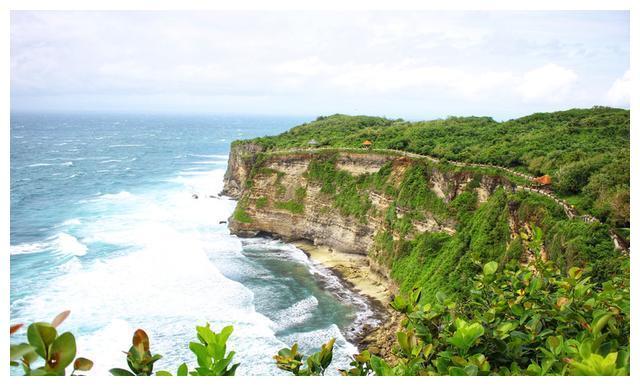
(10, 112), (379, 375)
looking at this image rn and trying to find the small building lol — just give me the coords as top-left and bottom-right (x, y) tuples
(362, 140), (373, 149)
(533, 175), (552, 186)
(307, 139), (319, 147)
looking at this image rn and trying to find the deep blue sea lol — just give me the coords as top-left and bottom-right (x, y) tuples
(10, 112), (377, 375)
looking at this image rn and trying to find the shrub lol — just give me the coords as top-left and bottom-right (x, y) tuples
(343, 257), (630, 376)
(232, 206), (252, 223)
(274, 338), (336, 376)
(10, 311), (93, 376)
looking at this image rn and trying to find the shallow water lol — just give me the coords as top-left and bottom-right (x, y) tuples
(10, 112), (380, 375)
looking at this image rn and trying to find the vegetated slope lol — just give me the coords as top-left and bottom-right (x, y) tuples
(246, 107), (629, 231)
(227, 149), (626, 307)
(221, 108), (630, 375)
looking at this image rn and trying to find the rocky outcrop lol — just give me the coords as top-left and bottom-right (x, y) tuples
(220, 146), (552, 359)
(221, 142), (264, 199)
(223, 147), (512, 257)
(225, 151), (395, 254)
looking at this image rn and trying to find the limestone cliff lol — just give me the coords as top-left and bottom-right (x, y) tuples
(220, 144), (620, 358)
(223, 146), (514, 271)
(222, 142), (264, 199)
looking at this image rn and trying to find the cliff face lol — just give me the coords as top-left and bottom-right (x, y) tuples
(222, 142), (265, 199)
(223, 147), (512, 259)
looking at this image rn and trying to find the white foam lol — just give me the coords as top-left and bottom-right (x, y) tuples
(99, 191), (135, 201)
(10, 241), (49, 255)
(12, 163), (361, 375)
(272, 296), (319, 331)
(54, 233), (88, 257)
(190, 160), (227, 165)
(62, 218), (81, 226)
(27, 163), (52, 167)
(20, 201), (282, 373)
(188, 154), (228, 159)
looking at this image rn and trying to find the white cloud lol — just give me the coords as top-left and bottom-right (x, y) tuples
(273, 57), (331, 77)
(516, 63), (579, 101)
(273, 57), (516, 98)
(365, 18), (490, 50)
(327, 61), (514, 98)
(605, 70), (630, 106)
(10, 11), (628, 116)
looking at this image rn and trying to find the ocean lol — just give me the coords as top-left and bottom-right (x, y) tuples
(9, 112), (377, 375)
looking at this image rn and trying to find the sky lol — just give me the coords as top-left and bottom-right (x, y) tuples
(10, 11), (630, 120)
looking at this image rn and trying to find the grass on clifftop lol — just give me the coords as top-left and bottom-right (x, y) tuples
(236, 107), (629, 228)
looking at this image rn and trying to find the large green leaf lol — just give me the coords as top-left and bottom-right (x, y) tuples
(27, 322), (58, 359)
(177, 362), (188, 376)
(10, 343), (35, 361)
(447, 322), (484, 354)
(109, 367), (135, 376)
(73, 357), (93, 372)
(47, 332), (77, 372)
(483, 261), (498, 276)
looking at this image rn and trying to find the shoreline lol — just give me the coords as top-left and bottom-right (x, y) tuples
(292, 240), (401, 357)
(293, 240), (391, 305)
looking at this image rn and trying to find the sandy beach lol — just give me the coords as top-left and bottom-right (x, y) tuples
(293, 240), (392, 306)
(293, 240), (402, 360)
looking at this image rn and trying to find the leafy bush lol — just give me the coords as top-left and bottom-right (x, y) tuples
(342, 257), (630, 376)
(177, 324), (239, 376)
(112, 324), (239, 376)
(274, 338), (336, 376)
(10, 311), (93, 376)
(110, 329), (162, 376)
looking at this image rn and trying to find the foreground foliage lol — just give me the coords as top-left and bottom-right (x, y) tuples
(10, 311), (93, 376)
(11, 253), (629, 376)
(274, 338), (336, 375)
(341, 258), (630, 376)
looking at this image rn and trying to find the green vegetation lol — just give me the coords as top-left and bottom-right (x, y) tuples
(11, 108), (629, 377)
(343, 256), (630, 376)
(395, 163), (449, 221)
(255, 197), (268, 209)
(378, 184), (623, 305)
(12, 251), (629, 376)
(244, 136), (624, 307)
(238, 107), (629, 226)
(10, 311), (93, 376)
(273, 185), (306, 214)
(110, 329), (162, 376)
(275, 200), (304, 214)
(110, 324), (240, 377)
(381, 187), (511, 300)
(304, 154), (400, 221)
(232, 205), (252, 223)
(164, 324), (240, 376)
(274, 338), (336, 376)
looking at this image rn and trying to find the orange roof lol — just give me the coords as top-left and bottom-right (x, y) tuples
(362, 140), (372, 145)
(534, 175), (552, 185)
